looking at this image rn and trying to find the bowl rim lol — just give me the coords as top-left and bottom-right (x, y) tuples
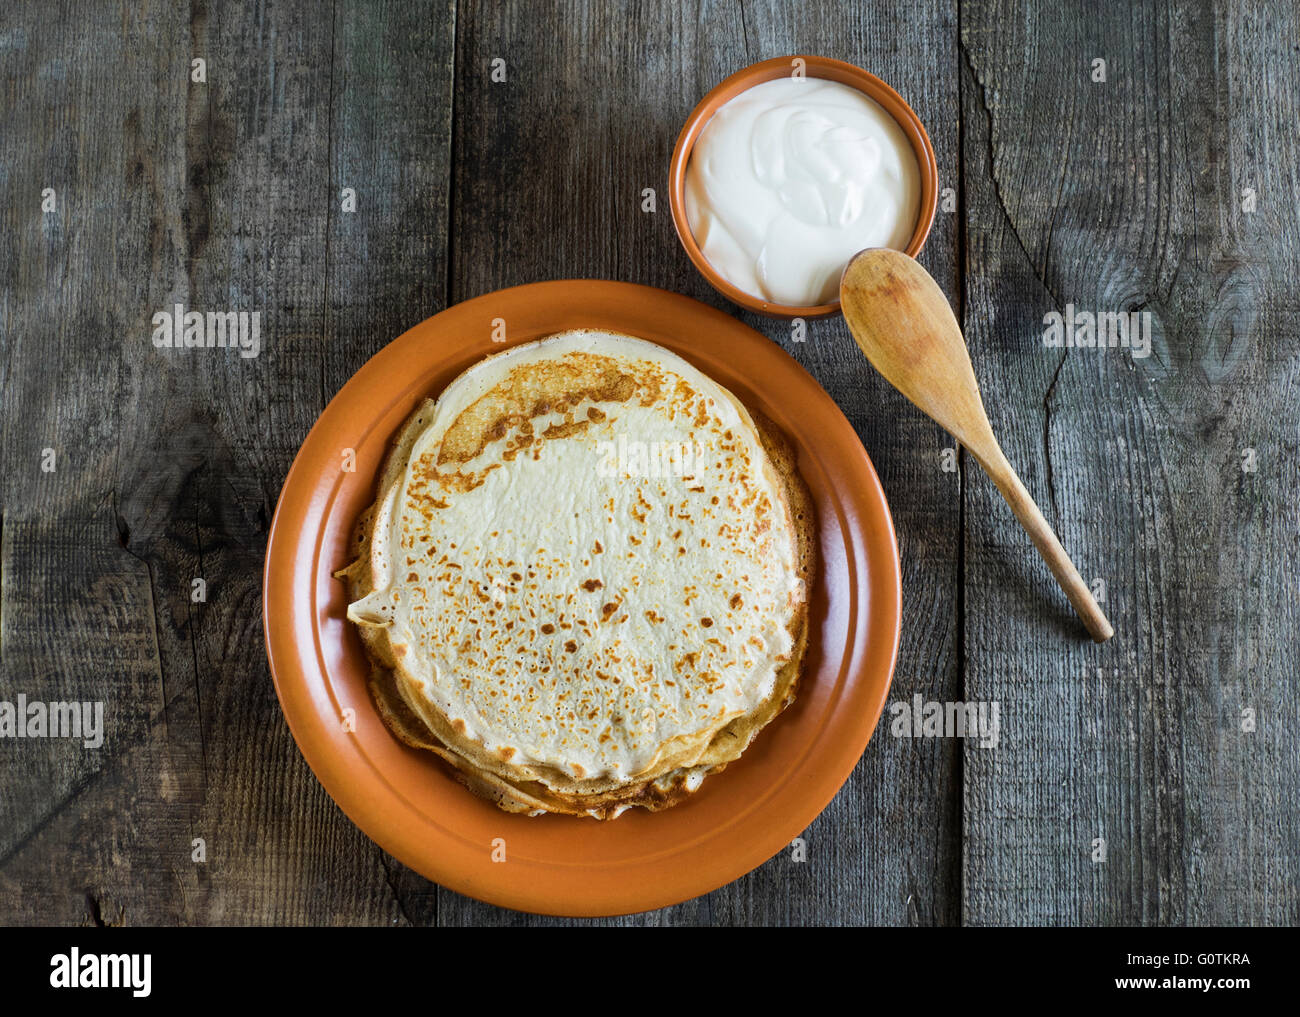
(668, 54), (939, 319)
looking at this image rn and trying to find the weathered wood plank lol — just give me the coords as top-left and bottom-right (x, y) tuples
(735, 0), (966, 929)
(0, 0), (456, 926)
(316, 0), (458, 926)
(958, 0), (1300, 925)
(435, 0), (962, 926)
(0, 0), (198, 927)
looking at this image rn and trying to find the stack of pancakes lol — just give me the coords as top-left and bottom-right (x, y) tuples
(337, 330), (814, 818)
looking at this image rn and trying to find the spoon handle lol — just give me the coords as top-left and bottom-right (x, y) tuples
(972, 444), (1115, 643)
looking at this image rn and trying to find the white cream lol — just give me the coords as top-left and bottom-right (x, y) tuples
(685, 77), (921, 307)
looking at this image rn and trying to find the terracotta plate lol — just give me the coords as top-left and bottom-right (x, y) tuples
(263, 280), (901, 917)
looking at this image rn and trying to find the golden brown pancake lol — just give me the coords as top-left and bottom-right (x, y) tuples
(336, 330), (815, 818)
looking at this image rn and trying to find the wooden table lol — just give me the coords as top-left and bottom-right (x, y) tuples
(2, 0), (1296, 926)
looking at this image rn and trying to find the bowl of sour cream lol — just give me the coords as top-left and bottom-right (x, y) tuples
(670, 55), (938, 318)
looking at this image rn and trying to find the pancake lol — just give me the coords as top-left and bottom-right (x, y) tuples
(336, 330), (815, 818)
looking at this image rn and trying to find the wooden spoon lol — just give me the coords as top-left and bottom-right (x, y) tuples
(840, 248), (1114, 643)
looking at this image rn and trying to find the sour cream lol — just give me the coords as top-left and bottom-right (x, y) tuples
(685, 77), (921, 307)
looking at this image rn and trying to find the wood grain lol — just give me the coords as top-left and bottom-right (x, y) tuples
(0, 0), (454, 926)
(958, 0), (1300, 925)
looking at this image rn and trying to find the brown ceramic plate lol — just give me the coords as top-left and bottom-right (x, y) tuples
(263, 280), (900, 917)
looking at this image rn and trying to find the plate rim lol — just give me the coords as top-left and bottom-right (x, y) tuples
(263, 279), (901, 917)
